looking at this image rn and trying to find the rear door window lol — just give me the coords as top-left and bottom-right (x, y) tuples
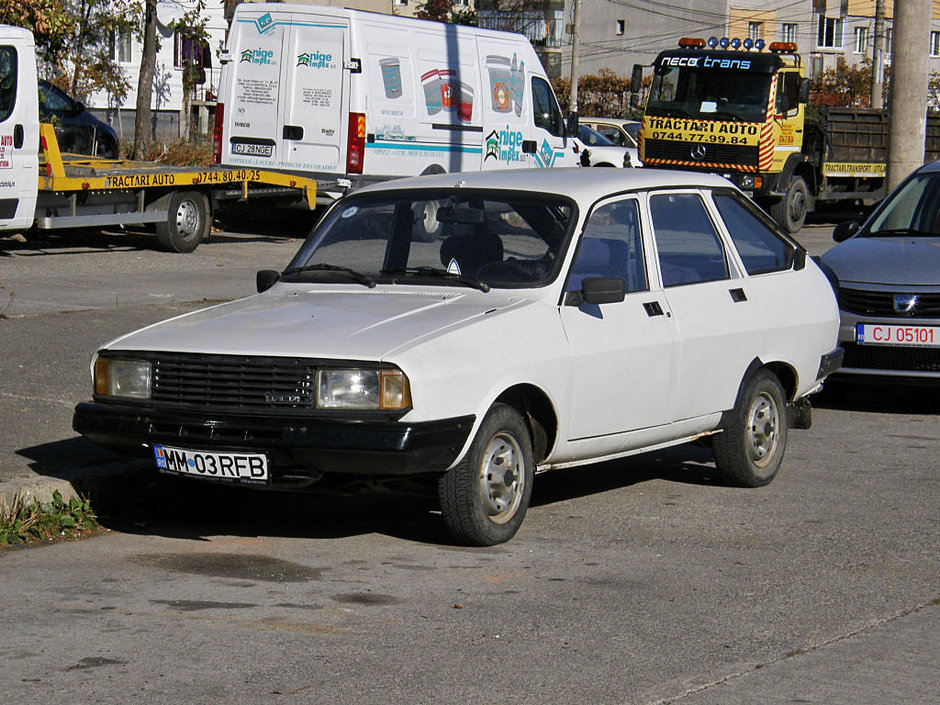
(713, 191), (796, 274)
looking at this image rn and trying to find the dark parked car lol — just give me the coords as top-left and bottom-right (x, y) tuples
(819, 160), (940, 382)
(38, 80), (119, 159)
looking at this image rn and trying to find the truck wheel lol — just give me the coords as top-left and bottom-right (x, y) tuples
(156, 191), (210, 253)
(769, 176), (808, 233)
(438, 403), (534, 546)
(712, 369), (789, 488)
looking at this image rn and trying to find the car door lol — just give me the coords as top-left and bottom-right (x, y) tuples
(648, 190), (762, 420)
(560, 196), (676, 445)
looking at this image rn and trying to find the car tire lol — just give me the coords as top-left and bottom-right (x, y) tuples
(712, 369), (789, 488)
(96, 137), (119, 160)
(412, 200), (441, 242)
(155, 190), (211, 253)
(769, 175), (808, 233)
(438, 403), (534, 546)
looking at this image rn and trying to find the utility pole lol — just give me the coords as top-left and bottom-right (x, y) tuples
(870, 0), (885, 109)
(567, 0), (581, 122)
(888, 0), (932, 190)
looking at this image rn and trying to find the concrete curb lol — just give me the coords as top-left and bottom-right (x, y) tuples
(0, 460), (150, 513)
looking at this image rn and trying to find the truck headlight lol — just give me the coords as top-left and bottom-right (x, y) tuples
(94, 357), (152, 399)
(316, 368), (411, 410)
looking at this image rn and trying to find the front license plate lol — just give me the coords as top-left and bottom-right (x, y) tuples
(856, 323), (939, 347)
(153, 444), (268, 482)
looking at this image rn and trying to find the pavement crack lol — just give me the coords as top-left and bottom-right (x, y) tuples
(647, 596), (940, 705)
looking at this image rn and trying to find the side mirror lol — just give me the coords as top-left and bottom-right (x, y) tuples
(257, 269), (280, 292)
(799, 78), (811, 104)
(631, 64), (643, 93)
(581, 276), (626, 305)
(832, 220), (860, 243)
(566, 111), (579, 137)
(793, 247), (806, 271)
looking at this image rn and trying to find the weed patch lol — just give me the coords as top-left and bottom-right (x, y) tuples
(0, 490), (98, 546)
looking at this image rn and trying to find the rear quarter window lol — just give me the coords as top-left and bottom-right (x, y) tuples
(713, 192), (795, 274)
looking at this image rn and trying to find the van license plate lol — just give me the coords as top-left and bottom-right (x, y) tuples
(232, 142), (273, 157)
(153, 444), (269, 482)
(856, 323), (938, 347)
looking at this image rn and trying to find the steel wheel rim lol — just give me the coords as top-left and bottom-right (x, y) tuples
(176, 199), (200, 240)
(478, 432), (525, 524)
(746, 391), (780, 468)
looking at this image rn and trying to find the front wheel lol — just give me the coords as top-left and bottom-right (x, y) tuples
(712, 369), (789, 488)
(155, 190), (211, 253)
(769, 175), (808, 233)
(438, 404), (534, 546)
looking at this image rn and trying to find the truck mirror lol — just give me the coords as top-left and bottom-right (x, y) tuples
(799, 78), (811, 104)
(630, 94), (639, 110)
(631, 64), (643, 93)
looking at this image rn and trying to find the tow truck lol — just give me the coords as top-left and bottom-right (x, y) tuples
(1, 24), (317, 252)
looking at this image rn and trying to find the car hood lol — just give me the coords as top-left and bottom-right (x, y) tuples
(102, 285), (533, 360)
(821, 235), (940, 286)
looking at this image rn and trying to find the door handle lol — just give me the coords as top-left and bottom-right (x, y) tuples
(643, 301), (664, 317)
(13, 124), (23, 148)
(521, 140), (537, 154)
(729, 287), (748, 302)
(283, 125), (304, 140)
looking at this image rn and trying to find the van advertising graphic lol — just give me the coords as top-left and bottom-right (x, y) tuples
(484, 127), (528, 165)
(486, 54), (524, 116)
(421, 69), (473, 121)
(240, 48), (276, 65)
(297, 51), (336, 69)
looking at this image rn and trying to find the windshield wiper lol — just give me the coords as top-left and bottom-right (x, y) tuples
(282, 263), (376, 288)
(381, 266), (490, 292)
(867, 228), (933, 238)
(712, 110), (745, 122)
(658, 107), (692, 119)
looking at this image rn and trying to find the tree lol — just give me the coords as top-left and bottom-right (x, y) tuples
(415, 0), (453, 22)
(0, 0), (74, 63)
(811, 56), (874, 107)
(133, 0), (157, 159)
(552, 68), (642, 119)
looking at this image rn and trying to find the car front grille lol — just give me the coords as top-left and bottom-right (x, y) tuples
(842, 343), (940, 373)
(643, 139), (759, 167)
(839, 288), (940, 318)
(151, 354), (317, 411)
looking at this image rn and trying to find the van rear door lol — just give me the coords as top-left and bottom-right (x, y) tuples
(280, 13), (349, 174)
(0, 27), (39, 231)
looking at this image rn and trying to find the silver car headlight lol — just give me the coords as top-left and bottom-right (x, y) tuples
(316, 368), (411, 410)
(94, 357), (152, 399)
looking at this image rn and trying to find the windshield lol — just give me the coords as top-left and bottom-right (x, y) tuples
(285, 190), (576, 289)
(647, 65), (772, 122)
(867, 172), (940, 237)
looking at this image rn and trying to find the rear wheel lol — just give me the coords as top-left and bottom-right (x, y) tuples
(712, 369), (789, 488)
(155, 190), (210, 253)
(769, 176), (808, 233)
(95, 136), (119, 160)
(438, 404), (534, 546)
(412, 200), (441, 242)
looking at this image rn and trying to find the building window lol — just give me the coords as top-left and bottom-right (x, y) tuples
(931, 31), (940, 57)
(781, 23), (797, 44)
(886, 28), (893, 56)
(818, 16), (843, 49)
(748, 21), (763, 41)
(810, 54), (824, 80)
(109, 28), (132, 64)
(395, 0), (408, 5)
(855, 26), (868, 54)
(616, 19), (625, 36)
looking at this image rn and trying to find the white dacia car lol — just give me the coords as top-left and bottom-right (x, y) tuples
(74, 169), (842, 545)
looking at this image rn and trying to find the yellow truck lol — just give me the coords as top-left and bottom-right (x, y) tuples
(1, 25), (316, 252)
(634, 36), (940, 232)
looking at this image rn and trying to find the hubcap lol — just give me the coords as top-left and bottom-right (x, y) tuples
(746, 391), (780, 468)
(176, 199), (200, 239)
(478, 432), (525, 524)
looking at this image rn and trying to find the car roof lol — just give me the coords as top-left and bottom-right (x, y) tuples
(353, 167), (736, 203)
(582, 117), (640, 125)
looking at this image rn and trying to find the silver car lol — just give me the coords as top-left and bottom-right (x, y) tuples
(819, 161), (940, 382)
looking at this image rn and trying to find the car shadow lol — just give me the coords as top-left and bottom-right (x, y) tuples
(18, 436), (724, 547)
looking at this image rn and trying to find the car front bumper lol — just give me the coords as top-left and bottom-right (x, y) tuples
(73, 402), (475, 484)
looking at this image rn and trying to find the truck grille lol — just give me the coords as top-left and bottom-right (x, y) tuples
(842, 343), (940, 373)
(151, 354), (317, 410)
(839, 288), (940, 318)
(643, 139), (759, 168)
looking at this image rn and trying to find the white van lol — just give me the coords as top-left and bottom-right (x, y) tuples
(214, 4), (580, 204)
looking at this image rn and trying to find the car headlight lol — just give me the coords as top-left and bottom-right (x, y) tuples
(94, 357), (152, 399)
(316, 368), (411, 410)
